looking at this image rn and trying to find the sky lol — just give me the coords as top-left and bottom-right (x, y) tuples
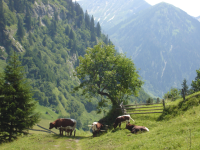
(145, 0), (200, 17)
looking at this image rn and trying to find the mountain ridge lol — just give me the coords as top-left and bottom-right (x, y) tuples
(108, 2), (200, 96)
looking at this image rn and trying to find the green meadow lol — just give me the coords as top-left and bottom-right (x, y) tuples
(1, 94), (200, 150)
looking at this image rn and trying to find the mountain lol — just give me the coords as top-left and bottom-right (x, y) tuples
(78, 0), (151, 31)
(196, 16), (200, 22)
(0, 0), (150, 130)
(108, 2), (200, 96)
(0, 0), (110, 130)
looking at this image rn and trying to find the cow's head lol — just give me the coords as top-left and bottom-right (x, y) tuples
(49, 122), (55, 129)
(126, 123), (134, 131)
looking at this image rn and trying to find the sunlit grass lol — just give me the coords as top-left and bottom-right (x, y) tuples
(1, 93), (200, 150)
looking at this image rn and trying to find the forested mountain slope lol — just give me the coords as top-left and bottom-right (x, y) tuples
(0, 0), (150, 130)
(108, 2), (200, 96)
(0, 0), (111, 130)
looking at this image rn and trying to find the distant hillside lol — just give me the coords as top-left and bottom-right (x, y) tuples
(108, 2), (200, 96)
(78, 0), (151, 31)
(0, 0), (150, 130)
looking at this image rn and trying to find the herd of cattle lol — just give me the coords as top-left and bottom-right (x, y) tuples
(49, 114), (149, 137)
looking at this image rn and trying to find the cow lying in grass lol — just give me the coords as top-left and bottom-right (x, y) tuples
(113, 115), (135, 129)
(88, 122), (104, 137)
(126, 123), (149, 134)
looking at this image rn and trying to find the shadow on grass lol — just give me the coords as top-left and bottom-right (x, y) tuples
(51, 134), (92, 140)
(111, 127), (126, 133)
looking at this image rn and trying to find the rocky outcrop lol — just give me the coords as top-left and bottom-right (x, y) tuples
(0, 46), (7, 60)
(3, 30), (24, 53)
(33, 1), (56, 18)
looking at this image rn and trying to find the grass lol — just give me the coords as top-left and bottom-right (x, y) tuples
(1, 94), (200, 150)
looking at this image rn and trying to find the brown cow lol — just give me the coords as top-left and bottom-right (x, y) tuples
(126, 123), (149, 134)
(88, 122), (103, 137)
(113, 115), (134, 129)
(49, 118), (76, 136)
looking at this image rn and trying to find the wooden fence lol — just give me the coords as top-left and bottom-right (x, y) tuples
(117, 100), (166, 115)
(27, 124), (57, 134)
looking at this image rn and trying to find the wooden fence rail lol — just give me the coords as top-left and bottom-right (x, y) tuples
(118, 99), (166, 115)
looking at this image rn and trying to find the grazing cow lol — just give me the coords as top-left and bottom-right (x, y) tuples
(88, 122), (103, 137)
(59, 126), (76, 136)
(126, 123), (149, 134)
(113, 115), (134, 129)
(49, 118), (76, 136)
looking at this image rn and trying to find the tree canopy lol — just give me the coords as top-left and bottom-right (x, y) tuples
(191, 69), (200, 93)
(74, 42), (143, 108)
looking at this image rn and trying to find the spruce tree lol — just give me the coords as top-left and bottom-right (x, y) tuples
(16, 15), (25, 41)
(25, 5), (32, 31)
(0, 0), (5, 43)
(96, 22), (101, 37)
(181, 79), (189, 101)
(90, 15), (95, 33)
(0, 51), (40, 142)
(65, 25), (70, 35)
(85, 10), (90, 29)
(9, 0), (14, 12)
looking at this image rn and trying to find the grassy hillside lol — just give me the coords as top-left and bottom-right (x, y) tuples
(1, 93), (200, 149)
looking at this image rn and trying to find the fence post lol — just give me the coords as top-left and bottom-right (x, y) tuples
(162, 99), (165, 109)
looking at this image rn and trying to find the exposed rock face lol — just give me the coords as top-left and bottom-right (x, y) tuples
(33, 1), (56, 18)
(3, 30), (24, 53)
(0, 46), (7, 60)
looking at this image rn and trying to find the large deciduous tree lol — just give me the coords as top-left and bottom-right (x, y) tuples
(0, 51), (40, 142)
(74, 42), (143, 109)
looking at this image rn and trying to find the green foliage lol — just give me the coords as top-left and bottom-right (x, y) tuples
(74, 42), (143, 107)
(146, 97), (153, 104)
(191, 68), (200, 93)
(158, 93), (200, 121)
(181, 79), (189, 101)
(16, 15), (25, 41)
(0, 0), (5, 43)
(163, 87), (181, 101)
(0, 51), (40, 142)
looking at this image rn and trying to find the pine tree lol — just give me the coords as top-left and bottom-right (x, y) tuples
(65, 25), (70, 35)
(90, 15), (95, 33)
(181, 79), (189, 101)
(96, 22), (101, 37)
(0, 51), (40, 142)
(28, 32), (34, 45)
(16, 15), (25, 41)
(69, 29), (75, 40)
(25, 5), (32, 31)
(84, 10), (90, 29)
(0, 0), (5, 43)
(49, 20), (57, 37)
(9, 0), (14, 12)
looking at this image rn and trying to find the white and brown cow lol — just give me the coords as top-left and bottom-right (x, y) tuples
(126, 123), (149, 134)
(88, 122), (103, 137)
(113, 115), (134, 129)
(49, 118), (76, 136)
